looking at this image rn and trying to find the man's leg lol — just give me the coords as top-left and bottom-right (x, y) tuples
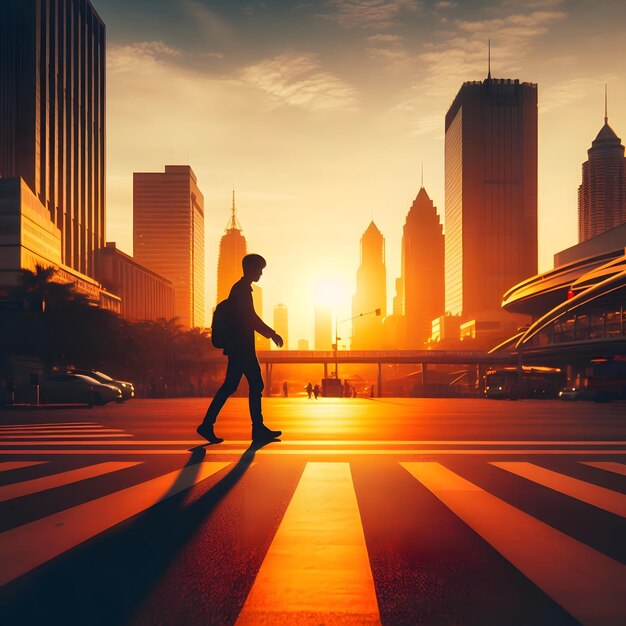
(241, 357), (264, 425)
(197, 359), (242, 443)
(242, 357), (282, 440)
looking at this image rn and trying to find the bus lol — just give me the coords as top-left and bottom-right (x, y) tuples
(585, 357), (626, 402)
(484, 366), (565, 400)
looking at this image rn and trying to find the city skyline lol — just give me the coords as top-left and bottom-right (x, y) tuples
(96, 1), (623, 343)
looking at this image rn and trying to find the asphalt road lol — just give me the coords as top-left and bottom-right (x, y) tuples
(1, 397), (625, 625)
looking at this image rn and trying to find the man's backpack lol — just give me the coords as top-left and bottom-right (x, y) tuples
(211, 299), (233, 349)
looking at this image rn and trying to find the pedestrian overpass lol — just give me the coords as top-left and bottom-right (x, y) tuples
(200, 350), (515, 397)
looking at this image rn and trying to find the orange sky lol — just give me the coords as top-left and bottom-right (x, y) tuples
(98, 0), (626, 344)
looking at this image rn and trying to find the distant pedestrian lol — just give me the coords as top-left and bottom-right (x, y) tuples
(306, 382), (313, 399)
(197, 253), (283, 444)
(313, 384), (320, 400)
(283, 381), (288, 398)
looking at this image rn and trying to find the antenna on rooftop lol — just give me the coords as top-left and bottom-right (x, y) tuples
(421, 162), (424, 188)
(605, 84), (608, 124)
(487, 38), (491, 80)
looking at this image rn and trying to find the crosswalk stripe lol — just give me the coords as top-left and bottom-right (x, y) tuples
(3, 437), (625, 444)
(582, 462), (626, 477)
(0, 461), (230, 587)
(2, 449), (626, 456)
(0, 461), (143, 503)
(0, 422), (97, 430)
(491, 462), (626, 518)
(236, 462), (380, 625)
(0, 434), (133, 440)
(401, 462), (626, 626)
(0, 429), (126, 435)
(0, 461), (47, 472)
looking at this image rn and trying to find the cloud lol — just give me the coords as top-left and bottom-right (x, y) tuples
(241, 53), (359, 112)
(435, 1), (457, 8)
(318, 0), (421, 30)
(179, 0), (232, 40)
(540, 75), (617, 113)
(366, 44), (412, 73)
(390, 8), (567, 134)
(368, 33), (402, 43)
(108, 41), (182, 74)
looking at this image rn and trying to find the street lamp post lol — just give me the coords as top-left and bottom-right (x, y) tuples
(334, 308), (381, 383)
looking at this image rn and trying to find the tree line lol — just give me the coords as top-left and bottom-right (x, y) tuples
(0, 266), (225, 397)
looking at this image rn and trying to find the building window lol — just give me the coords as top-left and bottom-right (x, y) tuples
(590, 312), (605, 339)
(574, 314), (589, 341)
(606, 309), (622, 337)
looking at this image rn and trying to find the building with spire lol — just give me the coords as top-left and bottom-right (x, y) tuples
(217, 191), (247, 305)
(351, 221), (386, 349)
(400, 187), (445, 347)
(444, 71), (537, 335)
(578, 93), (626, 242)
(215, 192), (269, 347)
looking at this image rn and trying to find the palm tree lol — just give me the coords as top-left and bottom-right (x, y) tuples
(16, 264), (83, 312)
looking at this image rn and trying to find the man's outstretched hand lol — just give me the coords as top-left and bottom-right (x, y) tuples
(272, 333), (284, 348)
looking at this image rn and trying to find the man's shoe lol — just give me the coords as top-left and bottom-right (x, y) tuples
(197, 424), (224, 444)
(252, 423), (282, 441)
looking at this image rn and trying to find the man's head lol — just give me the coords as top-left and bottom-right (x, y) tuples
(242, 253), (267, 282)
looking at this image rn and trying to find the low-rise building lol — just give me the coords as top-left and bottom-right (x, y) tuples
(0, 178), (119, 311)
(94, 243), (175, 322)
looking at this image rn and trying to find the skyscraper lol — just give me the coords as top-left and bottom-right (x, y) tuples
(315, 307), (333, 351)
(253, 285), (271, 350)
(578, 106), (626, 242)
(444, 76), (537, 322)
(133, 165), (205, 328)
(274, 304), (288, 349)
(0, 0), (106, 277)
(216, 191), (247, 305)
(401, 187), (445, 347)
(351, 221), (386, 349)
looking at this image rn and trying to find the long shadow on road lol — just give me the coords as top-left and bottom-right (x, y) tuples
(0, 440), (276, 626)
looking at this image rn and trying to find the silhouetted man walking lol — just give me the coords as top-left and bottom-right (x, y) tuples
(197, 254), (283, 444)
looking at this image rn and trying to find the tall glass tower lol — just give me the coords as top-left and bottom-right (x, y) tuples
(351, 221), (386, 349)
(444, 77), (537, 321)
(0, 0), (106, 277)
(133, 165), (205, 328)
(401, 187), (444, 347)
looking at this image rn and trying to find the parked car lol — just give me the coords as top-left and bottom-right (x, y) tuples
(69, 369), (135, 400)
(40, 373), (122, 405)
(558, 387), (587, 401)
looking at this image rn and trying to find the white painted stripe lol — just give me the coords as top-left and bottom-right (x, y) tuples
(0, 461), (48, 472)
(0, 461), (142, 503)
(0, 426), (125, 437)
(401, 462), (626, 626)
(0, 461), (229, 586)
(492, 462), (626, 518)
(3, 439), (626, 447)
(582, 462), (626, 477)
(1, 449), (626, 456)
(0, 422), (98, 429)
(237, 463), (380, 625)
(0, 434), (133, 440)
(0, 425), (106, 431)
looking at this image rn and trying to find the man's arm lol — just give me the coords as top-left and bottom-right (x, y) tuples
(231, 282), (283, 346)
